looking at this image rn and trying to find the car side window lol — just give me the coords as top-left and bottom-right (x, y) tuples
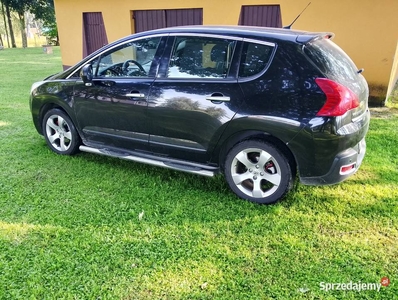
(94, 37), (161, 78)
(239, 42), (274, 78)
(167, 36), (236, 79)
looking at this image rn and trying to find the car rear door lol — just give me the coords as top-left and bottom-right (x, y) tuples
(73, 35), (166, 152)
(146, 34), (245, 163)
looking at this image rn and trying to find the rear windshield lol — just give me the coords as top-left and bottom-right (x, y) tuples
(304, 38), (359, 82)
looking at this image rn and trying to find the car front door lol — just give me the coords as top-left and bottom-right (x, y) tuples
(73, 35), (166, 152)
(147, 35), (245, 163)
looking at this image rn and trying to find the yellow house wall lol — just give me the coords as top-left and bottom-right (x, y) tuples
(54, 0), (398, 103)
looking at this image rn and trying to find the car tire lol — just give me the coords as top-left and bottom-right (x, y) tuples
(224, 140), (293, 204)
(42, 108), (80, 155)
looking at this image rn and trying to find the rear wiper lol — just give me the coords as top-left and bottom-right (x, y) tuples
(357, 68), (364, 74)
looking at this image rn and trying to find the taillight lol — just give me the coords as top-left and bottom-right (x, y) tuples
(315, 78), (359, 117)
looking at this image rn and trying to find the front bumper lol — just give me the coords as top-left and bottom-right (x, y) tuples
(300, 137), (366, 185)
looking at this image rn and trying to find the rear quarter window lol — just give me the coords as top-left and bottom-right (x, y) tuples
(239, 42), (274, 78)
(303, 38), (358, 82)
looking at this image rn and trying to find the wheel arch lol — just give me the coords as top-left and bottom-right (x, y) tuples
(38, 102), (77, 135)
(216, 130), (297, 177)
(41, 107), (81, 155)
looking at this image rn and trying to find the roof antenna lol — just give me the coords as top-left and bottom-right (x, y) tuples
(283, 2), (312, 29)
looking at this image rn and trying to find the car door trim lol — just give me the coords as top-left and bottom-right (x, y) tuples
(169, 33), (243, 41)
(150, 135), (206, 152)
(83, 127), (149, 143)
(242, 38), (276, 47)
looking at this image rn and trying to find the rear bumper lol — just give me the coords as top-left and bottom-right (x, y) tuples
(300, 137), (366, 185)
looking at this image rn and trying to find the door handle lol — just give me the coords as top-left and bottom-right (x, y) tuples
(126, 93), (145, 98)
(206, 95), (230, 102)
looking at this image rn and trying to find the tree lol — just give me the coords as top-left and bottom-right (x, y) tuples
(0, 1), (10, 47)
(2, 0), (57, 47)
(1, 0), (16, 47)
(29, 0), (58, 45)
(30, 0), (55, 24)
(8, 0), (32, 47)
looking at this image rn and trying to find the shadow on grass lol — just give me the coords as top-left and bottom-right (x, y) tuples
(9, 119), (395, 230)
(6, 137), (282, 228)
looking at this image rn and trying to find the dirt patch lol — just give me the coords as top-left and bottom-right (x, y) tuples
(370, 107), (398, 119)
(368, 83), (388, 107)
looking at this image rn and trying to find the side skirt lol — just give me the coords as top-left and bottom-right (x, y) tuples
(79, 145), (218, 177)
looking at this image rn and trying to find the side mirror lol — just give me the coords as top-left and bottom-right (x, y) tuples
(80, 64), (93, 86)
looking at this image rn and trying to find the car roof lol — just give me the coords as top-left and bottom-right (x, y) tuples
(132, 25), (333, 44)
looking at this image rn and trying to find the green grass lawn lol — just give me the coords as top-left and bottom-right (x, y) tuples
(0, 47), (397, 299)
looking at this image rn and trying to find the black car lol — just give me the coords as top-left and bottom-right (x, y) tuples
(30, 25), (370, 204)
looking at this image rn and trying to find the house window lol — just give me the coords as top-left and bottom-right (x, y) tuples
(238, 5), (282, 28)
(133, 8), (203, 33)
(83, 12), (108, 57)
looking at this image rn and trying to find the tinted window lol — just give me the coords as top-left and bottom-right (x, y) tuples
(239, 42), (273, 78)
(95, 37), (161, 78)
(167, 36), (236, 79)
(304, 38), (358, 81)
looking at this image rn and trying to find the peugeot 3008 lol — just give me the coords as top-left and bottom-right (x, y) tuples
(30, 26), (370, 204)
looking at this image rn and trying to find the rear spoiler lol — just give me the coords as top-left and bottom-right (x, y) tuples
(296, 33), (334, 44)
